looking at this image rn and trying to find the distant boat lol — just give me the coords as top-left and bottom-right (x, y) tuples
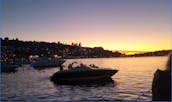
(50, 63), (118, 84)
(2, 64), (19, 73)
(30, 57), (65, 69)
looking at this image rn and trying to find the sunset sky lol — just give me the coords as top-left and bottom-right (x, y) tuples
(2, 0), (171, 51)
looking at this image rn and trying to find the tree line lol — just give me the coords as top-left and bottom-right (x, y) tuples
(1, 37), (123, 64)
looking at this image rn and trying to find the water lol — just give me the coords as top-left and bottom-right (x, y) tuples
(1, 56), (168, 101)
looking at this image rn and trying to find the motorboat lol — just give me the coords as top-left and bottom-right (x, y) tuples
(30, 57), (65, 69)
(50, 63), (118, 84)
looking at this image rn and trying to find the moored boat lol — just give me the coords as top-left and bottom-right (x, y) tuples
(2, 64), (19, 73)
(30, 57), (65, 69)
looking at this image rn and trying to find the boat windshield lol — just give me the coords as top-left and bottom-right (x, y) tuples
(68, 62), (99, 69)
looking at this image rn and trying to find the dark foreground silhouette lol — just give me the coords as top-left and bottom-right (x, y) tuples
(152, 69), (171, 101)
(152, 53), (171, 101)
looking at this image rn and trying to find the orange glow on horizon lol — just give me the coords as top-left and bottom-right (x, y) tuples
(81, 41), (171, 52)
(30, 37), (171, 53)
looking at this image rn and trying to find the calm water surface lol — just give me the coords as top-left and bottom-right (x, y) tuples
(1, 56), (168, 101)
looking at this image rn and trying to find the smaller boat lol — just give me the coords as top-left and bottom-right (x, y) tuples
(2, 63), (19, 73)
(30, 57), (65, 69)
(50, 62), (118, 84)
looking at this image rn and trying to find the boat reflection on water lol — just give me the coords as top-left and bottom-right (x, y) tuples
(50, 62), (118, 85)
(52, 76), (117, 87)
(52, 78), (116, 87)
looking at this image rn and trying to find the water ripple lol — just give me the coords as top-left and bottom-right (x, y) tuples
(1, 57), (167, 101)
